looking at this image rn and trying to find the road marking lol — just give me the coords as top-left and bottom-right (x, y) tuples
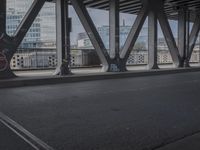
(0, 112), (55, 150)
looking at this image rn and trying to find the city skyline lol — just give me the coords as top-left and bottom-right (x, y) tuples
(6, 0), (189, 48)
(5, 0), (200, 71)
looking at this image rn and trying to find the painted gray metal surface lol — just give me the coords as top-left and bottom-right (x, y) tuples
(189, 15), (200, 60)
(1, 0), (200, 79)
(0, 0), (45, 79)
(109, 0), (120, 59)
(54, 0), (71, 75)
(71, 0), (111, 72)
(148, 10), (159, 69)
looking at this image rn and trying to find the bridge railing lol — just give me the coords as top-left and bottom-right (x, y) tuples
(10, 48), (200, 71)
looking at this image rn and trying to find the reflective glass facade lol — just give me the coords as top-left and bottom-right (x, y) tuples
(6, 0), (56, 49)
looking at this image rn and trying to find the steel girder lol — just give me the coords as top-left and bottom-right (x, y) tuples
(120, 6), (148, 62)
(1, 0), (200, 79)
(109, 0), (120, 59)
(188, 15), (200, 61)
(54, 0), (71, 75)
(156, 0), (182, 67)
(148, 10), (159, 69)
(70, 0), (111, 72)
(0, 0), (46, 79)
(178, 8), (191, 67)
(71, 0), (200, 70)
(71, 0), (148, 72)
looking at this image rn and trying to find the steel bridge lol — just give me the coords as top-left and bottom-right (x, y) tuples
(1, 0), (200, 79)
(2, 1), (200, 149)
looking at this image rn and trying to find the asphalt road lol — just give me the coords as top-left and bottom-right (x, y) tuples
(0, 122), (35, 150)
(1, 72), (200, 150)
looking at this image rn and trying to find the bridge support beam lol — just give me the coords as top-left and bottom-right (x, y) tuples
(55, 0), (71, 75)
(156, 1), (181, 67)
(108, 0), (127, 72)
(71, 0), (111, 72)
(120, 6), (148, 62)
(178, 8), (190, 67)
(0, 0), (6, 34)
(1, 0), (199, 78)
(0, 0), (46, 79)
(0, 0), (15, 78)
(148, 10), (159, 69)
(188, 15), (200, 61)
(109, 0), (120, 59)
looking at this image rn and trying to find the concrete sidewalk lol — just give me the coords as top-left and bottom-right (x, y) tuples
(0, 66), (200, 89)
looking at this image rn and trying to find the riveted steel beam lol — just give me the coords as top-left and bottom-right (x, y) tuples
(185, 10), (190, 67)
(120, 6), (148, 61)
(178, 8), (190, 67)
(107, 0), (127, 72)
(71, 0), (111, 71)
(188, 15), (200, 60)
(156, 1), (181, 67)
(55, 0), (71, 75)
(148, 10), (159, 69)
(120, 0), (181, 68)
(0, 0), (46, 79)
(0, 0), (6, 34)
(109, 0), (120, 59)
(13, 0), (46, 48)
(0, 0), (15, 78)
(178, 8), (187, 60)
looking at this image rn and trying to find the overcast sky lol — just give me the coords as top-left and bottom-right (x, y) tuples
(69, 6), (178, 45)
(69, 6), (138, 44)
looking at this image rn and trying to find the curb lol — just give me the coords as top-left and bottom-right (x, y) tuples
(1, 67), (200, 89)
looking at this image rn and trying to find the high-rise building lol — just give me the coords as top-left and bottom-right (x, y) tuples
(6, 0), (56, 49)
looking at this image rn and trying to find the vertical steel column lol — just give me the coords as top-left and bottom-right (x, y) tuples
(185, 10), (190, 67)
(109, 0), (120, 59)
(66, 17), (71, 73)
(0, 0), (14, 78)
(188, 15), (200, 60)
(0, 0), (46, 79)
(0, 0), (6, 34)
(108, 0), (127, 72)
(148, 11), (159, 69)
(178, 8), (190, 67)
(142, 0), (181, 68)
(178, 8), (186, 67)
(55, 0), (71, 75)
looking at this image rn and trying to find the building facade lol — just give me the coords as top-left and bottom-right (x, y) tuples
(77, 24), (148, 50)
(6, 0), (56, 49)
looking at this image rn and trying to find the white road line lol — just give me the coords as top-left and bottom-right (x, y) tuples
(0, 112), (55, 150)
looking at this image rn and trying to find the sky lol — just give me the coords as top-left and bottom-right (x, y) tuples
(7, 0), (179, 45)
(69, 6), (138, 44)
(68, 6), (178, 45)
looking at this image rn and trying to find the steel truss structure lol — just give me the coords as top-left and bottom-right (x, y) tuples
(0, 0), (200, 79)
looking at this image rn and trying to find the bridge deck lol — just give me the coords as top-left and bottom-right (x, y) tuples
(65, 0), (200, 20)
(1, 72), (200, 149)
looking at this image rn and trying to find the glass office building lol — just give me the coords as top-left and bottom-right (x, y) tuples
(6, 0), (56, 49)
